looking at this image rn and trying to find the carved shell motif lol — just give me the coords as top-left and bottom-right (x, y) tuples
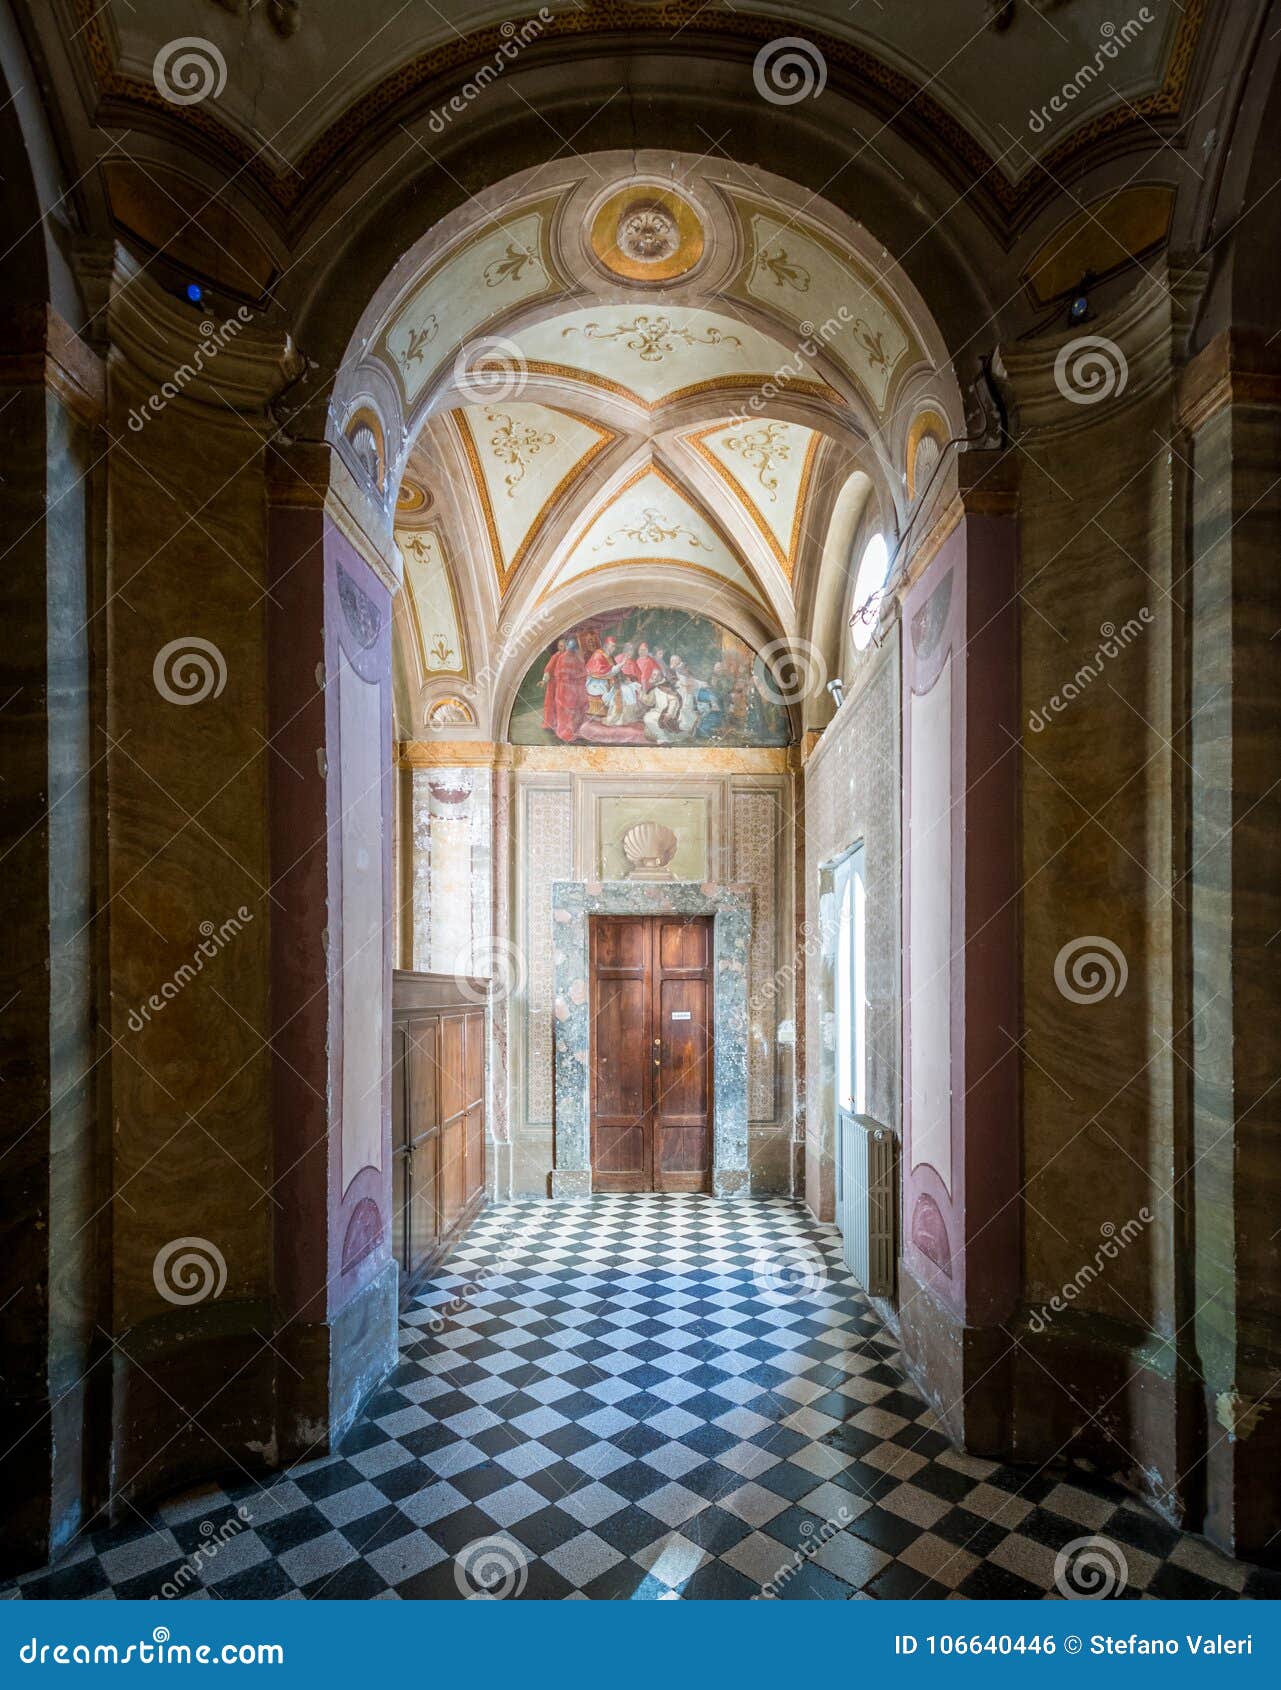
(621, 822), (679, 872)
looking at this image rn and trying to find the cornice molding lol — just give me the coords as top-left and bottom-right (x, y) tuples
(993, 260), (1211, 440)
(72, 0), (1205, 230)
(396, 740), (791, 773)
(1177, 329), (1281, 434)
(0, 306), (105, 427)
(108, 248), (303, 414)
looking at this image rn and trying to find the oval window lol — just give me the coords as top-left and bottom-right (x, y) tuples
(850, 533), (889, 652)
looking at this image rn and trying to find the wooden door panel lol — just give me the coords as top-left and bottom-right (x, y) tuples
(593, 977), (648, 1118)
(658, 917), (709, 972)
(439, 1116), (465, 1227)
(409, 1135), (439, 1267)
(407, 1017), (437, 1137)
(590, 915), (711, 1193)
(464, 1010), (484, 1108)
(439, 1015), (465, 1123)
(465, 1107), (485, 1205)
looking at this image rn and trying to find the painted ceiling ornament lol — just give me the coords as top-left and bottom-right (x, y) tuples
(396, 477), (434, 516)
(484, 242), (538, 288)
(851, 317), (891, 372)
(486, 408), (557, 496)
(565, 313), (742, 364)
(397, 316), (439, 371)
(617, 201), (680, 265)
(722, 421), (792, 501)
(753, 245), (811, 292)
(589, 185), (705, 283)
(594, 506), (712, 552)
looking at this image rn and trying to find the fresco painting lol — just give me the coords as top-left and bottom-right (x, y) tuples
(509, 608), (791, 747)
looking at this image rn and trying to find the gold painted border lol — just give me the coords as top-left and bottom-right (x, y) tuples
(452, 404), (617, 596)
(684, 421), (821, 583)
(589, 185), (705, 282)
(540, 458), (772, 608)
(398, 524), (468, 680)
(516, 359), (841, 413)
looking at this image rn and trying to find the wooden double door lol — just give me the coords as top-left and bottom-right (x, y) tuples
(589, 915), (713, 1193)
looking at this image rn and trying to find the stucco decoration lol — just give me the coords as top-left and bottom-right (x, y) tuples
(551, 881), (752, 1197)
(732, 198), (916, 412)
(451, 403), (616, 593)
(377, 199), (564, 407)
(398, 527), (465, 676)
(511, 306), (833, 409)
(542, 463), (768, 605)
(686, 419), (821, 581)
(589, 183), (706, 283)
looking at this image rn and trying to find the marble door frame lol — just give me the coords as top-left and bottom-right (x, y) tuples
(550, 881), (753, 1197)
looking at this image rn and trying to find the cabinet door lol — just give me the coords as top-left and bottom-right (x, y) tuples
(464, 1010), (485, 1204)
(409, 1132), (439, 1273)
(439, 1015), (467, 1229)
(391, 1024), (408, 1270)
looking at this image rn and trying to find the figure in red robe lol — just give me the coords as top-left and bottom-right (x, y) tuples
(541, 637), (586, 742)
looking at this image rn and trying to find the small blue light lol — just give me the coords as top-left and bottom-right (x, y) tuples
(185, 282), (204, 306)
(1068, 292), (1090, 324)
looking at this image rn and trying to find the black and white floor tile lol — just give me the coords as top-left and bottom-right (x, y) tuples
(6, 1197), (1278, 1601)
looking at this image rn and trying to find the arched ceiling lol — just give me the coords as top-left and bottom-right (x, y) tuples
(359, 152), (960, 734)
(60, 0), (1200, 199)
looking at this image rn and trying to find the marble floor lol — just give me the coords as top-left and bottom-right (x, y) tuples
(5, 1197), (1276, 1601)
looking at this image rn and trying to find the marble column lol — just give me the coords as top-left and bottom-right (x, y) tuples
(0, 306), (104, 1573)
(1179, 330), (1281, 1558)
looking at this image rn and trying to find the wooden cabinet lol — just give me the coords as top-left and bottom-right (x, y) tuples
(391, 971), (488, 1299)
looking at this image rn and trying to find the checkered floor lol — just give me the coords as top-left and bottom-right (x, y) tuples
(6, 1197), (1277, 1601)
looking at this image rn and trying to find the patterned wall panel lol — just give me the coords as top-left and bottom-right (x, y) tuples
(732, 786), (781, 1123)
(523, 784), (574, 1125)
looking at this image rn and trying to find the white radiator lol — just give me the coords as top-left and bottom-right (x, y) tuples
(837, 1112), (897, 1297)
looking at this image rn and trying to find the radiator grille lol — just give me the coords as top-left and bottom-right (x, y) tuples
(837, 1111), (897, 1297)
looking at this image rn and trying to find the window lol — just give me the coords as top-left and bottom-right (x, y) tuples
(850, 533), (890, 652)
(832, 842), (868, 1116)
